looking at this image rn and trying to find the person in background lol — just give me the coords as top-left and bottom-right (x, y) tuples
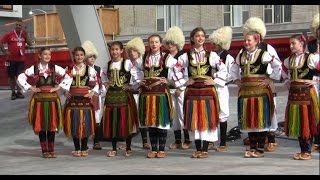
(0, 19), (32, 100)
(82, 40), (105, 150)
(118, 37), (151, 151)
(207, 26), (234, 152)
(163, 26), (191, 150)
(17, 47), (72, 158)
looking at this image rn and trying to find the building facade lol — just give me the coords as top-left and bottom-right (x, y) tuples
(115, 5), (319, 42)
(0, 5), (319, 43)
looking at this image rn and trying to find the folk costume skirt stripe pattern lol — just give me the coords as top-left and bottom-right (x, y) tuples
(102, 89), (139, 140)
(64, 96), (95, 139)
(139, 88), (174, 128)
(237, 76), (274, 130)
(183, 86), (220, 132)
(28, 92), (63, 134)
(285, 81), (319, 140)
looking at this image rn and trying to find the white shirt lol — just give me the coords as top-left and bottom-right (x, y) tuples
(17, 63), (73, 93)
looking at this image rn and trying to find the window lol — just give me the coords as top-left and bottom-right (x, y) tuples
(156, 5), (180, 32)
(0, 5), (13, 10)
(223, 5), (249, 27)
(264, 5), (291, 24)
(0, 5), (22, 18)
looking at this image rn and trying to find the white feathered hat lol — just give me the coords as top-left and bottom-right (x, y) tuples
(310, 13), (319, 37)
(209, 26), (233, 50)
(125, 37), (145, 56)
(163, 26), (185, 50)
(81, 40), (98, 58)
(243, 17), (267, 39)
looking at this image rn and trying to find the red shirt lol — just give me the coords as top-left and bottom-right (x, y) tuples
(1, 30), (28, 62)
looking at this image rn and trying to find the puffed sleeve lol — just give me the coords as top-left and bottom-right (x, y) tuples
(17, 65), (35, 93)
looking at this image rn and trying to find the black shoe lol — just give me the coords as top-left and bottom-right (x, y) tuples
(11, 92), (17, 100)
(226, 126), (241, 141)
(16, 92), (25, 99)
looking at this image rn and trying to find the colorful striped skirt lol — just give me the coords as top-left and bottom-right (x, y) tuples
(237, 76), (274, 130)
(139, 87), (174, 128)
(101, 89), (139, 140)
(183, 85), (220, 132)
(64, 96), (95, 139)
(28, 92), (63, 134)
(285, 81), (319, 139)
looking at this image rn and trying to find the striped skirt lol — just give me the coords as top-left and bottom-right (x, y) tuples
(139, 88), (174, 128)
(237, 76), (274, 130)
(28, 92), (63, 134)
(101, 89), (139, 140)
(285, 81), (319, 139)
(184, 86), (220, 132)
(64, 97), (95, 139)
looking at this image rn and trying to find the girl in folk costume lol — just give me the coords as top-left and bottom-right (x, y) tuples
(230, 31), (282, 158)
(207, 26), (234, 152)
(17, 47), (73, 158)
(139, 34), (182, 158)
(123, 37), (150, 150)
(64, 47), (98, 157)
(240, 17), (281, 152)
(307, 13), (320, 152)
(180, 27), (228, 158)
(282, 34), (319, 160)
(101, 41), (139, 157)
(162, 26), (192, 150)
(82, 40), (106, 150)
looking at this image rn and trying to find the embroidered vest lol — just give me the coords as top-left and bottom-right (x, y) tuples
(289, 53), (316, 80)
(71, 65), (90, 87)
(106, 60), (131, 89)
(240, 49), (268, 76)
(34, 63), (56, 87)
(187, 50), (211, 78)
(142, 52), (169, 78)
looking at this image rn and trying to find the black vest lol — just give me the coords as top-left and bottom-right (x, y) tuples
(240, 49), (268, 75)
(106, 60), (131, 89)
(289, 53), (317, 80)
(34, 63), (56, 87)
(308, 39), (318, 54)
(187, 50), (211, 77)
(142, 52), (169, 78)
(71, 65), (90, 87)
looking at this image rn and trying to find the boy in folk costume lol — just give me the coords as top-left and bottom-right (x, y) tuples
(163, 26), (192, 150)
(180, 27), (228, 158)
(17, 47), (73, 158)
(240, 17), (281, 152)
(118, 37), (151, 150)
(139, 34), (183, 158)
(307, 13), (320, 152)
(207, 26), (234, 152)
(230, 30), (282, 158)
(282, 34), (319, 160)
(64, 47), (98, 157)
(101, 41), (139, 157)
(82, 40), (105, 150)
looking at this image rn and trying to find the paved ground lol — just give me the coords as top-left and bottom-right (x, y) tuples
(0, 84), (319, 175)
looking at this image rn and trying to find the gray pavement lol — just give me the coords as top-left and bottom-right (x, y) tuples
(0, 84), (319, 175)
